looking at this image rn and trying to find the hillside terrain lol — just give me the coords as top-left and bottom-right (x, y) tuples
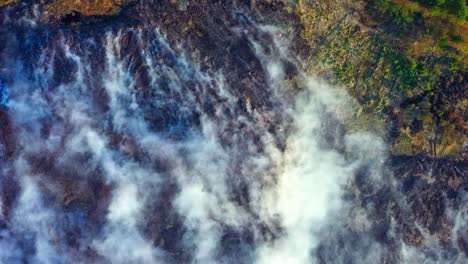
(295, 0), (467, 158)
(0, 0), (466, 263)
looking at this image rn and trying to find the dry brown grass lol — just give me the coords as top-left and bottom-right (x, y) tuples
(47, 0), (125, 16)
(0, 0), (16, 8)
(390, 0), (467, 61)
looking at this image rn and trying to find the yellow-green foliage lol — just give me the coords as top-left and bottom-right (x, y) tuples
(371, 0), (467, 61)
(297, 0), (467, 158)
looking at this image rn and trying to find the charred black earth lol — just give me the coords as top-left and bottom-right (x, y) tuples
(0, 1), (466, 263)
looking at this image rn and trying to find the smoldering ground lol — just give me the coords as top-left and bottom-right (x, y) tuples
(0, 1), (466, 264)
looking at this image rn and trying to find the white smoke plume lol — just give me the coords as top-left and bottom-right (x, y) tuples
(0, 22), (383, 264)
(0, 6), (464, 264)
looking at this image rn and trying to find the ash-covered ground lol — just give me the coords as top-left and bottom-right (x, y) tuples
(0, 1), (466, 263)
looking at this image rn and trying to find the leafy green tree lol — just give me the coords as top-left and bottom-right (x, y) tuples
(419, 0), (446, 7)
(446, 0), (467, 19)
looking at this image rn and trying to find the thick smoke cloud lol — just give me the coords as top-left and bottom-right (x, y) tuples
(0, 6), (465, 264)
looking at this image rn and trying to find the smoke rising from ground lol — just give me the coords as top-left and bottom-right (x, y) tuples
(0, 5), (465, 264)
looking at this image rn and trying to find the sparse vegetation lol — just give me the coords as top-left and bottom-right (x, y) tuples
(417, 0), (468, 19)
(46, 0), (126, 16)
(297, 0), (467, 158)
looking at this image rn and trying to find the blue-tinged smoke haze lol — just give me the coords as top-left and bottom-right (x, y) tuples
(0, 81), (7, 106)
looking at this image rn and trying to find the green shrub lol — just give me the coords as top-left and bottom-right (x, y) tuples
(439, 37), (449, 47)
(450, 35), (463, 42)
(418, 0), (467, 19)
(445, 0), (467, 19)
